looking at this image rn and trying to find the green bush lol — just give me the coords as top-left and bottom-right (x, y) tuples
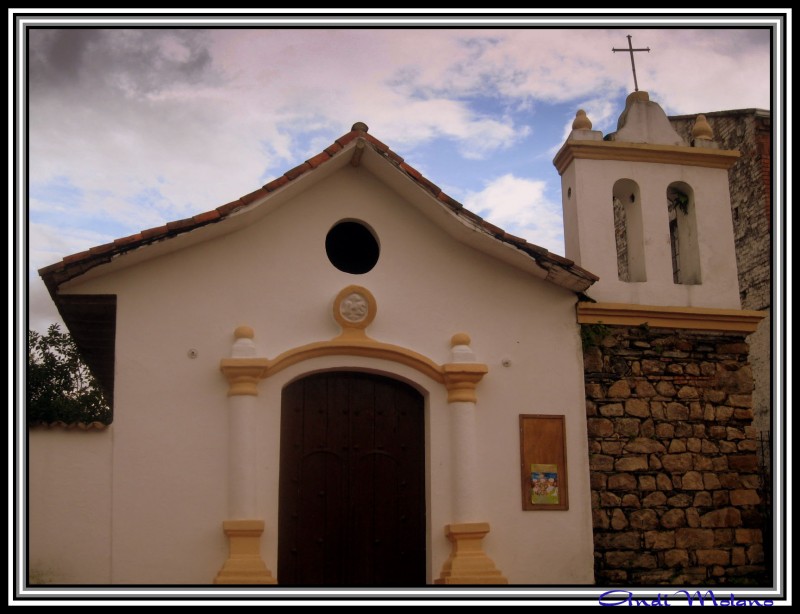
(27, 324), (111, 425)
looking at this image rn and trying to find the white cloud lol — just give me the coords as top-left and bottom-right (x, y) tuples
(463, 174), (565, 254)
(24, 26), (772, 328)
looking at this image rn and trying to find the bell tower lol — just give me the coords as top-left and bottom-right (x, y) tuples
(554, 91), (742, 309)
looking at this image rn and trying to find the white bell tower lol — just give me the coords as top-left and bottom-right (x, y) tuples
(554, 91), (742, 310)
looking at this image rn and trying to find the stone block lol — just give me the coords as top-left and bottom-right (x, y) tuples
(713, 529), (733, 546)
(600, 492), (621, 507)
(656, 381), (677, 397)
(728, 394), (753, 408)
(728, 455), (758, 472)
(597, 531), (640, 550)
(682, 471), (704, 490)
(665, 402), (689, 420)
(588, 418), (614, 437)
(615, 418), (641, 437)
(662, 453), (693, 473)
(608, 473), (638, 491)
(608, 380), (632, 398)
(697, 549), (730, 565)
(621, 494), (642, 508)
(639, 475), (657, 491)
(645, 531), (675, 550)
(593, 509), (609, 529)
(624, 437), (666, 454)
(625, 398), (650, 417)
(611, 508), (629, 529)
(635, 381), (657, 397)
(615, 456), (649, 471)
(667, 493), (692, 508)
(668, 439), (687, 453)
(693, 491), (713, 507)
(660, 509), (687, 528)
(655, 423), (675, 439)
(734, 528), (763, 544)
(730, 489), (761, 506)
(642, 491), (667, 507)
(590, 454), (614, 471)
(664, 549), (689, 568)
(599, 403), (624, 417)
(700, 508), (742, 528)
(602, 441), (624, 455)
(675, 528), (714, 548)
(629, 509), (659, 530)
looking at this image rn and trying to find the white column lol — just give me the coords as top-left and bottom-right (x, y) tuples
(215, 326), (275, 584)
(226, 327), (260, 518)
(450, 400), (480, 522)
(447, 334), (482, 522)
(437, 333), (508, 584)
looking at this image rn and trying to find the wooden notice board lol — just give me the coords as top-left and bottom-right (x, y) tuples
(519, 414), (568, 510)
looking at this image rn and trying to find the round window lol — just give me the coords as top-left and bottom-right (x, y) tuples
(325, 220), (380, 274)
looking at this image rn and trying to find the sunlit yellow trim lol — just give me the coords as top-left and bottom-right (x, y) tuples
(434, 522), (509, 585)
(220, 359), (270, 396)
(213, 520), (277, 585)
(577, 302), (766, 333)
(442, 363), (489, 403)
(267, 337), (446, 383)
(554, 140), (740, 174)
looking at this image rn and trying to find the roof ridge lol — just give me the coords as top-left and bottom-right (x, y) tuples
(39, 125), (598, 293)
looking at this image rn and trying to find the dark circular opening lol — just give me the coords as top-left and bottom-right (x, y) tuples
(325, 220), (380, 274)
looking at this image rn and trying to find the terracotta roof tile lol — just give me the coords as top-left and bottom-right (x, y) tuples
(364, 133), (391, 154)
(400, 162), (422, 181)
(263, 175), (289, 192)
(192, 210), (221, 225)
(166, 217), (197, 233)
(437, 192), (463, 211)
(216, 199), (244, 216)
(88, 242), (116, 257)
(307, 151), (331, 169)
(416, 175), (441, 197)
(547, 252), (576, 266)
(62, 250), (91, 264)
(140, 225), (168, 240)
(335, 130), (361, 148)
(113, 233), (144, 247)
(503, 231), (528, 245)
(239, 188), (268, 205)
(481, 221), (505, 238)
(324, 142), (344, 157)
(284, 162), (311, 181)
(460, 209), (484, 225)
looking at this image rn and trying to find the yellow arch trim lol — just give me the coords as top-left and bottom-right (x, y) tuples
(265, 335), (445, 383)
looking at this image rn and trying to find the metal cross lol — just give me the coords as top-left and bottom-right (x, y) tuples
(613, 35), (650, 92)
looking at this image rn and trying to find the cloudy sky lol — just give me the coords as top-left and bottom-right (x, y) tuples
(19, 13), (778, 333)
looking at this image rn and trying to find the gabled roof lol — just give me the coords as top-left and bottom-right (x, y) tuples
(38, 123), (599, 408)
(39, 122), (598, 296)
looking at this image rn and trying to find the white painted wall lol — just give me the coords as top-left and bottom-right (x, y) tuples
(28, 428), (113, 584)
(561, 157), (741, 308)
(37, 164), (595, 585)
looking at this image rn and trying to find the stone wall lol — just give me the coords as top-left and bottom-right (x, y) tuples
(583, 323), (768, 586)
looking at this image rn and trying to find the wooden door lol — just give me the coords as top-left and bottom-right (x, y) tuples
(278, 371), (426, 586)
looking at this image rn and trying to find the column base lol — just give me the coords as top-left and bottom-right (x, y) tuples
(214, 519), (278, 585)
(434, 522), (508, 585)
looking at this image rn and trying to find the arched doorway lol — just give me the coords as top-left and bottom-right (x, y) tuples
(277, 371), (426, 586)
